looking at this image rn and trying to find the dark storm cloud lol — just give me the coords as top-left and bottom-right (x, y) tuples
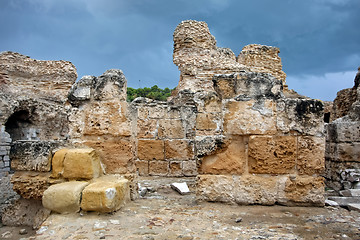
(0, 0), (359, 100)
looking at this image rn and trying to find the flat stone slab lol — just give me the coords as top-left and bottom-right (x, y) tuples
(348, 203), (360, 212)
(170, 182), (190, 195)
(328, 196), (360, 207)
(339, 189), (360, 197)
(325, 199), (339, 207)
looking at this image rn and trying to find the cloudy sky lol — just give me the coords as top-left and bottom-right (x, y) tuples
(1, 0), (359, 101)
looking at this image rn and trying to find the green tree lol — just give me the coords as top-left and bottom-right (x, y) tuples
(126, 85), (175, 102)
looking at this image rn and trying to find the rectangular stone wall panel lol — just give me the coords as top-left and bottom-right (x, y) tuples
(137, 139), (164, 160)
(276, 99), (324, 136)
(164, 139), (194, 160)
(135, 160), (149, 176)
(248, 135), (296, 174)
(149, 160), (168, 176)
(84, 140), (134, 174)
(83, 101), (131, 137)
(297, 136), (325, 175)
(200, 136), (246, 175)
(137, 119), (157, 139)
(158, 119), (185, 139)
(223, 100), (277, 135)
(337, 142), (360, 162)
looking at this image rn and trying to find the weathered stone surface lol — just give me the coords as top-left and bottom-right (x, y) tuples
(51, 148), (69, 178)
(135, 160), (148, 176)
(277, 98), (324, 136)
(11, 171), (51, 200)
(248, 136), (296, 174)
(169, 161), (182, 176)
(83, 101), (131, 137)
(165, 139), (194, 160)
(84, 140), (133, 174)
(196, 175), (288, 205)
(339, 189), (360, 197)
(149, 160), (168, 176)
(10, 140), (63, 172)
(0, 51), (77, 102)
(158, 119), (185, 139)
(173, 20), (247, 93)
(200, 137), (246, 175)
(138, 140), (164, 160)
(297, 136), (325, 175)
(336, 142), (360, 162)
(68, 75), (95, 106)
(327, 121), (360, 143)
(62, 148), (102, 180)
(284, 176), (325, 206)
(2, 198), (51, 229)
(224, 100), (277, 135)
(137, 119), (157, 138)
(237, 44), (287, 85)
(81, 175), (130, 213)
(42, 181), (89, 214)
(331, 88), (357, 121)
(183, 160), (197, 177)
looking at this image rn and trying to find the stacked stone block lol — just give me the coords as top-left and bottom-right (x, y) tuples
(0, 126), (11, 175)
(133, 99), (197, 177)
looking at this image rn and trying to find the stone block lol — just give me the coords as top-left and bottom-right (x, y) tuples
(284, 176), (324, 206)
(348, 203), (360, 212)
(297, 136), (325, 175)
(51, 148), (69, 178)
(137, 140), (164, 160)
(10, 140), (62, 172)
(339, 189), (360, 197)
(84, 140), (133, 174)
(137, 119), (157, 138)
(42, 181), (89, 213)
(328, 196), (360, 207)
(196, 175), (285, 205)
(183, 160), (198, 176)
(148, 106), (166, 119)
(133, 161), (148, 178)
(196, 113), (220, 130)
(337, 143), (360, 162)
(169, 161), (183, 177)
(212, 75), (236, 99)
(63, 148), (102, 180)
(2, 198), (51, 229)
(158, 119), (185, 139)
(276, 98), (324, 136)
(165, 139), (194, 160)
(81, 175), (130, 213)
(200, 136), (246, 175)
(327, 121), (360, 143)
(149, 160), (168, 176)
(83, 100), (131, 137)
(223, 100), (277, 135)
(248, 135), (296, 174)
(11, 171), (52, 200)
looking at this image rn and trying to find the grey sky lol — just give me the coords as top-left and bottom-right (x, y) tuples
(1, 0), (359, 101)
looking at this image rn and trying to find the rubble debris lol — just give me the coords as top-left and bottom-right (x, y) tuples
(170, 182), (190, 195)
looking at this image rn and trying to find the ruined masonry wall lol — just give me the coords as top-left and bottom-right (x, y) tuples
(0, 20), (326, 207)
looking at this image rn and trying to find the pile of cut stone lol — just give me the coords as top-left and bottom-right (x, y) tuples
(42, 148), (130, 213)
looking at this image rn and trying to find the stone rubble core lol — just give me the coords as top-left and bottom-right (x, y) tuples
(0, 19), (328, 216)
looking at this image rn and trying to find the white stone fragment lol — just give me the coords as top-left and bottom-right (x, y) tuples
(325, 199), (339, 207)
(170, 182), (190, 195)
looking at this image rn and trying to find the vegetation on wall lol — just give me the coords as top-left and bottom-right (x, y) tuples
(127, 85), (175, 102)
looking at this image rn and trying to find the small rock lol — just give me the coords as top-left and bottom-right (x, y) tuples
(93, 221), (107, 231)
(1, 231), (12, 239)
(139, 187), (148, 197)
(235, 217), (243, 223)
(36, 226), (48, 235)
(109, 219), (120, 225)
(19, 229), (28, 235)
(325, 199), (339, 207)
(170, 182), (190, 195)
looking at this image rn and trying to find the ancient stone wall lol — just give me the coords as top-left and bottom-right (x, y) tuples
(325, 73), (360, 192)
(0, 20), (326, 207)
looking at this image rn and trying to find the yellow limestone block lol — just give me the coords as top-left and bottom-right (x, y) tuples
(51, 148), (69, 178)
(62, 148), (101, 180)
(81, 175), (130, 213)
(42, 181), (89, 214)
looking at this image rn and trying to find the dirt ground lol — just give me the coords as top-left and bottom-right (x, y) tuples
(1, 177), (360, 240)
